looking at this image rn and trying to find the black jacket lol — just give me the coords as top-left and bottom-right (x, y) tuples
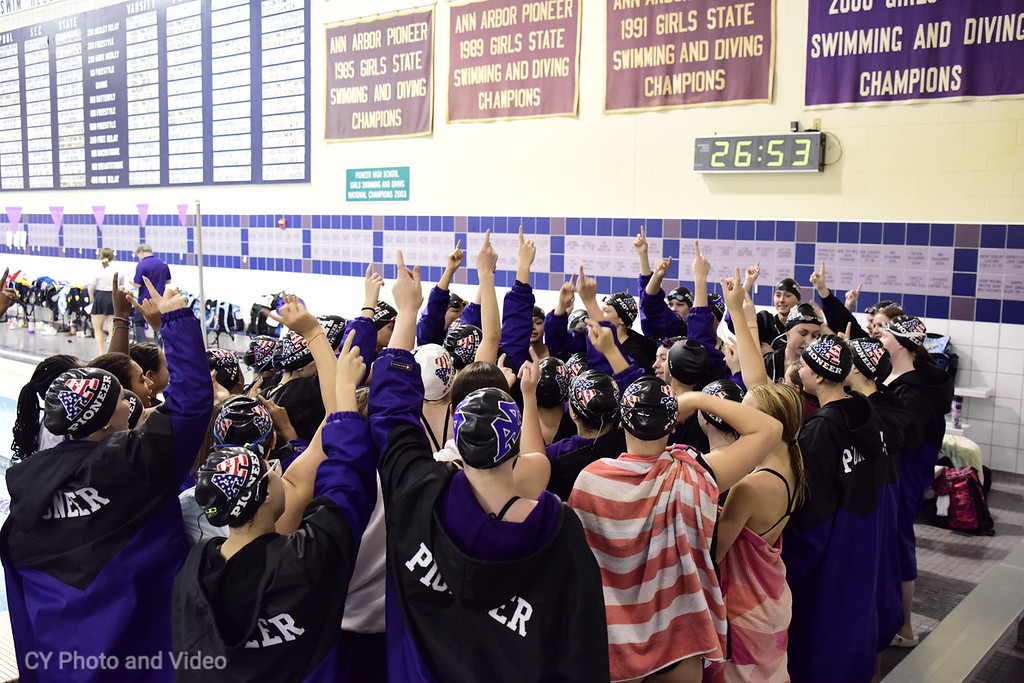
(369, 349), (610, 683)
(621, 329), (658, 374)
(546, 428), (627, 502)
(888, 360), (953, 452)
(0, 308), (212, 683)
(783, 393), (896, 683)
(172, 413), (377, 682)
(756, 309), (786, 350)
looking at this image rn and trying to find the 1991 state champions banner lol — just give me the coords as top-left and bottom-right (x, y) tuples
(605, 0), (775, 113)
(806, 0), (1024, 107)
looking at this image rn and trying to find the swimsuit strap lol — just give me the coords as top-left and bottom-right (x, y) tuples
(490, 496), (522, 521)
(421, 411), (451, 453)
(421, 412), (442, 452)
(755, 467), (794, 538)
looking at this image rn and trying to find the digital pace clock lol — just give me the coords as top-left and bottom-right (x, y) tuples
(693, 132), (825, 173)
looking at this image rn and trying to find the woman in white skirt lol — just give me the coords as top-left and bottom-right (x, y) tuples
(88, 247), (125, 355)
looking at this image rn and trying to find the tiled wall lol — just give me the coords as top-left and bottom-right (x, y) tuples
(3, 213), (1022, 324)
(928, 319), (1024, 475)
(4, 212), (1022, 473)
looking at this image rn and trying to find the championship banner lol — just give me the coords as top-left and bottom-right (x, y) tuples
(448, 0), (581, 122)
(326, 9), (434, 141)
(605, 0), (775, 113)
(806, 0), (1024, 107)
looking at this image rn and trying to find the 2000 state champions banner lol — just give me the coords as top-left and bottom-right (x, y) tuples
(605, 0), (775, 113)
(806, 0), (1024, 107)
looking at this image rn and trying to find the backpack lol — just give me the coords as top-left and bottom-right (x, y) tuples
(247, 293), (285, 337)
(934, 466), (994, 536)
(923, 333), (959, 383)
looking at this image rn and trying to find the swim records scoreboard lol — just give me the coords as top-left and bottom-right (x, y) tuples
(0, 0), (310, 191)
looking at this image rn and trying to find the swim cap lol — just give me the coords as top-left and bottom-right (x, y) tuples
(413, 344), (456, 401)
(44, 368), (122, 438)
(444, 323), (483, 370)
(619, 376), (678, 440)
(452, 388), (522, 469)
(195, 447), (270, 527)
(668, 338), (708, 386)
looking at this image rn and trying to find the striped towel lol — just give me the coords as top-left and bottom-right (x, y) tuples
(712, 527), (791, 683)
(569, 447), (726, 682)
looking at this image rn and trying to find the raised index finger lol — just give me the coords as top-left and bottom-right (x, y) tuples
(142, 276), (160, 300)
(694, 240), (701, 256)
(396, 250), (406, 271)
(341, 328), (355, 354)
(518, 225), (525, 243)
(1, 268), (8, 286)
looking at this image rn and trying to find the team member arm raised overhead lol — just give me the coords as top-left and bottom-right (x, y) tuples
(686, 241), (727, 375)
(577, 268), (634, 375)
(722, 268), (770, 390)
(473, 230), (502, 366)
(417, 242), (464, 346)
(637, 227), (683, 340)
(544, 272), (585, 359)
(497, 227), (541, 370)
(810, 261), (867, 340)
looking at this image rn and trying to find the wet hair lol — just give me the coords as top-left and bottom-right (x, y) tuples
(11, 354), (81, 462)
(748, 383), (808, 508)
(129, 342), (163, 375)
(450, 361), (508, 410)
(355, 387), (370, 418)
(98, 247), (115, 266)
(785, 360), (804, 391)
(90, 352), (137, 390)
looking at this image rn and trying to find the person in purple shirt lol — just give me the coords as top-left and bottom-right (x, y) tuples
(132, 244), (172, 344)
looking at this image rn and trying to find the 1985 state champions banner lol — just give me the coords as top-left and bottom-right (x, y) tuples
(325, 9), (434, 141)
(806, 0), (1024, 107)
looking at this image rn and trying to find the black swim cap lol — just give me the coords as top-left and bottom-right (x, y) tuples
(668, 338), (708, 386)
(444, 323), (483, 370)
(536, 357), (570, 408)
(195, 447), (270, 528)
(619, 376), (678, 441)
(44, 368), (122, 438)
(452, 388), (522, 469)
